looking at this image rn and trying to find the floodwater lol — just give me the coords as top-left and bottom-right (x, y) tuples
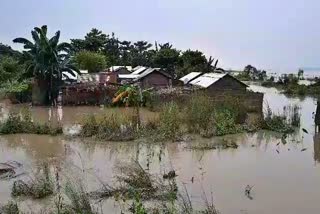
(0, 85), (320, 214)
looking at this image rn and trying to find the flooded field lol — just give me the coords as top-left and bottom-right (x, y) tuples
(1, 85), (320, 214)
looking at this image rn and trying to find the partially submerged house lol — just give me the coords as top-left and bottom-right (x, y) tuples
(180, 72), (248, 92)
(119, 67), (172, 89)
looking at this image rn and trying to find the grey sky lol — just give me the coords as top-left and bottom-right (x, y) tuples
(1, 0), (320, 72)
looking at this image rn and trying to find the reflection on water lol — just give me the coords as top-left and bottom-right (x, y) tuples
(0, 85), (320, 213)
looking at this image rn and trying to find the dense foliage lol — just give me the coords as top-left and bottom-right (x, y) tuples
(75, 50), (107, 73)
(69, 28), (222, 77)
(12, 25), (79, 104)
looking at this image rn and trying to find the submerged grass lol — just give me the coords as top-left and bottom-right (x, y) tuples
(80, 112), (138, 141)
(0, 201), (19, 214)
(11, 163), (54, 199)
(263, 104), (301, 133)
(115, 161), (178, 201)
(0, 108), (62, 135)
(63, 181), (95, 214)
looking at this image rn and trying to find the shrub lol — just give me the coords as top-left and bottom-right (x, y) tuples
(213, 108), (241, 136)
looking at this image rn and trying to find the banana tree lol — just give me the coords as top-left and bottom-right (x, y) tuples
(13, 25), (78, 105)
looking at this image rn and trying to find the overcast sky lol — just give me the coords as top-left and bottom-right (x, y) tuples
(1, 0), (320, 72)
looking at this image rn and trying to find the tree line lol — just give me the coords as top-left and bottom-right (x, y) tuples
(0, 25), (223, 104)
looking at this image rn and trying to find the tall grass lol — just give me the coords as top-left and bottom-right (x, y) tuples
(11, 163), (54, 199)
(158, 102), (182, 141)
(184, 95), (246, 137)
(80, 112), (138, 141)
(64, 181), (95, 214)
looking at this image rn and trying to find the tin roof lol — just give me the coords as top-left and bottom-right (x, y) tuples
(118, 74), (141, 79)
(179, 72), (201, 83)
(189, 73), (227, 88)
(131, 66), (148, 75)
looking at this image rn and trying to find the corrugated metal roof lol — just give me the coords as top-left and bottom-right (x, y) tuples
(118, 74), (141, 79)
(189, 73), (227, 88)
(62, 71), (78, 81)
(119, 67), (170, 81)
(131, 66), (147, 75)
(179, 72), (201, 83)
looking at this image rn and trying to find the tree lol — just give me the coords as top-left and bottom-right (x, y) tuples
(152, 48), (180, 75)
(119, 40), (133, 65)
(0, 43), (21, 59)
(104, 33), (121, 65)
(130, 41), (153, 67)
(0, 56), (24, 84)
(75, 51), (107, 73)
(71, 28), (107, 53)
(13, 25), (78, 105)
(176, 50), (208, 77)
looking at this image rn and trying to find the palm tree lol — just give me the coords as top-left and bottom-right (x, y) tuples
(13, 25), (78, 105)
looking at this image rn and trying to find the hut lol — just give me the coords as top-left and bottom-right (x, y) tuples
(180, 72), (248, 92)
(119, 68), (172, 89)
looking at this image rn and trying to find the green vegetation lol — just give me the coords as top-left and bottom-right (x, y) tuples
(13, 25), (79, 105)
(11, 164), (54, 199)
(184, 95), (246, 137)
(80, 112), (137, 141)
(0, 109), (62, 135)
(157, 102), (182, 140)
(263, 105), (301, 133)
(64, 182), (95, 214)
(236, 65), (267, 81)
(75, 50), (108, 73)
(80, 94), (251, 142)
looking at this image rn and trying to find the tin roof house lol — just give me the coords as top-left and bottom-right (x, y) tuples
(119, 67), (172, 88)
(180, 72), (248, 91)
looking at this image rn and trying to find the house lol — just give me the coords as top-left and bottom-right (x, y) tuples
(131, 66), (148, 75)
(136, 68), (172, 88)
(180, 72), (248, 91)
(119, 67), (172, 88)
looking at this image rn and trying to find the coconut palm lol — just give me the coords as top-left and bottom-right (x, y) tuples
(13, 25), (78, 105)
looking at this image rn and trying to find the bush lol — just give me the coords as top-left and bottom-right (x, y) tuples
(213, 108), (241, 136)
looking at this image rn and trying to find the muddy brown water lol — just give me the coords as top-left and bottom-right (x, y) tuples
(0, 85), (320, 214)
